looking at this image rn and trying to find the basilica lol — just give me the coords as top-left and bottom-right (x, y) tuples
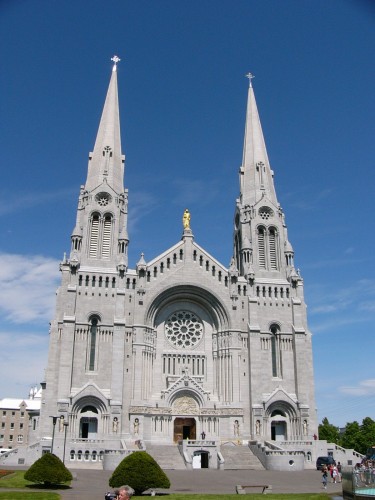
(36, 58), (318, 469)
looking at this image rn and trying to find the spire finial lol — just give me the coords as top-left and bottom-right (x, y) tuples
(111, 55), (121, 71)
(245, 72), (255, 88)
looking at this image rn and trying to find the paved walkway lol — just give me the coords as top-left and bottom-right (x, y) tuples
(0, 466), (344, 498)
(58, 468), (344, 499)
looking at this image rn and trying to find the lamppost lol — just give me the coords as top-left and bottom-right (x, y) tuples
(49, 416), (59, 454)
(63, 421), (69, 464)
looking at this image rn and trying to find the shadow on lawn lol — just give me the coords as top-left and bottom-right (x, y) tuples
(26, 484), (71, 490)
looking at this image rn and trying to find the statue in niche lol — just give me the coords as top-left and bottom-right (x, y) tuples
(134, 418), (140, 435)
(303, 419), (308, 436)
(255, 419), (261, 435)
(234, 419), (240, 437)
(182, 209), (191, 229)
(113, 417), (118, 433)
(59, 415), (64, 432)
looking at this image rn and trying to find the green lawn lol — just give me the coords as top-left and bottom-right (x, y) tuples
(0, 470), (69, 492)
(0, 494), (60, 500)
(133, 495), (331, 499)
(0, 494), (333, 500)
(0, 471), (332, 499)
(0, 471), (35, 488)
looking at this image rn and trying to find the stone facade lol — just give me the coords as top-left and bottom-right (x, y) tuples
(38, 61), (317, 467)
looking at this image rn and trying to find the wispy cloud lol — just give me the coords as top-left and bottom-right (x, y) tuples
(127, 190), (160, 234)
(311, 314), (369, 334)
(309, 279), (375, 315)
(0, 188), (76, 217)
(0, 253), (60, 323)
(308, 279), (375, 333)
(304, 257), (365, 271)
(284, 187), (334, 211)
(340, 379), (375, 397)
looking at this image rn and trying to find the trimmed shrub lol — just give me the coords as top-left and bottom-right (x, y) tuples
(109, 451), (170, 495)
(24, 453), (72, 485)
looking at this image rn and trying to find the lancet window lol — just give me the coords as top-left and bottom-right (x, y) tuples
(88, 212), (113, 259)
(257, 225), (280, 270)
(88, 316), (100, 371)
(270, 323), (282, 378)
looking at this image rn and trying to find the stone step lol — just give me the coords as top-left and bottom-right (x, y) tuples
(221, 442), (264, 470)
(145, 444), (186, 470)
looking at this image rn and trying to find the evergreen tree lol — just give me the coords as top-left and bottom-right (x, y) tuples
(318, 417), (341, 444)
(109, 451), (170, 495)
(24, 453), (73, 485)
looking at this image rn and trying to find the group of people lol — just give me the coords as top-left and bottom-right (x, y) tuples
(354, 460), (375, 487)
(321, 462), (342, 489)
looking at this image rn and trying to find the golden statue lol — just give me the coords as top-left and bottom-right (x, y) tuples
(182, 209), (191, 229)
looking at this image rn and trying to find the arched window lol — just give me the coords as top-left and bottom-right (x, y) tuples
(270, 324), (282, 378)
(257, 225), (279, 270)
(258, 226), (266, 269)
(269, 227), (278, 270)
(88, 212), (113, 259)
(101, 214), (112, 258)
(89, 213), (100, 258)
(88, 317), (99, 371)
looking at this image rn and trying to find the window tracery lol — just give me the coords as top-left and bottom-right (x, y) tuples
(165, 311), (203, 349)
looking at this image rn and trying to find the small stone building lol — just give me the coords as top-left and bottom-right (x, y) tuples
(0, 387), (41, 450)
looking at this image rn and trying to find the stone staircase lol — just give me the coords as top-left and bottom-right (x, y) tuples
(145, 444), (186, 470)
(221, 442), (264, 470)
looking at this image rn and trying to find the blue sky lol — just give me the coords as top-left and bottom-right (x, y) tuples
(0, 0), (374, 428)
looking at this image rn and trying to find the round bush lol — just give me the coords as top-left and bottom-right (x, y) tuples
(24, 453), (73, 485)
(109, 451), (170, 495)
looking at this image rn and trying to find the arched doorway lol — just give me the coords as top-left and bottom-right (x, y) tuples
(192, 450), (209, 469)
(174, 417), (196, 442)
(271, 420), (286, 441)
(79, 406), (98, 439)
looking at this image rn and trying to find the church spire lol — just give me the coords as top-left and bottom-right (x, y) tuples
(85, 56), (125, 194)
(240, 74), (278, 207)
(70, 57), (129, 269)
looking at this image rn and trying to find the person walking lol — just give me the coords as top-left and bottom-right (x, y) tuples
(332, 465), (338, 484)
(337, 461), (342, 483)
(322, 469), (328, 490)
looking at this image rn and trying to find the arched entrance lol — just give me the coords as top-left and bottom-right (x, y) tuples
(271, 420), (286, 441)
(192, 450), (209, 469)
(79, 406), (98, 439)
(174, 417), (196, 442)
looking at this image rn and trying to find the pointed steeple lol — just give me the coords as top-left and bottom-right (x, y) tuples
(85, 56), (125, 194)
(69, 57), (129, 270)
(240, 74), (277, 207)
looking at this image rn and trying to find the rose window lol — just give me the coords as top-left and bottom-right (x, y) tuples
(165, 311), (203, 349)
(258, 206), (274, 220)
(95, 192), (112, 206)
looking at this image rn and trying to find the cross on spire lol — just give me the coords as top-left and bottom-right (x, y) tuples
(111, 55), (121, 71)
(245, 72), (255, 87)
